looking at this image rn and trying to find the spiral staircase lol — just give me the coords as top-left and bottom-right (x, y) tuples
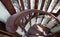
(0, 0), (60, 37)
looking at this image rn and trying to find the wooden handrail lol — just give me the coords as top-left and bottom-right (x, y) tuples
(6, 9), (60, 37)
(0, 30), (16, 37)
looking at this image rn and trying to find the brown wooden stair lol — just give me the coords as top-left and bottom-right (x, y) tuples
(0, 0), (60, 37)
(6, 9), (60, 37)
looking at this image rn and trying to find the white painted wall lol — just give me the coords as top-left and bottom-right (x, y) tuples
(0, 1), (11, 23)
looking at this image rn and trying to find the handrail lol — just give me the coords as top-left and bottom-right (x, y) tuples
(6, 9), (60, 35)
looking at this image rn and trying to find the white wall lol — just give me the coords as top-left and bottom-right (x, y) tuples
(0, 1), (11, 23)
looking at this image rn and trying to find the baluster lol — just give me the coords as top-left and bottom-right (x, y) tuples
(27, 0), (31, 9)
(34, 0), (39, 22)
(19, 0), (25, 10)
(40, 0), (45, 10)
(50, 0), (59, 13)
(1, 0), (16, 15)
(45, 0), (52, 11)
(40, 0), (45, 24)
